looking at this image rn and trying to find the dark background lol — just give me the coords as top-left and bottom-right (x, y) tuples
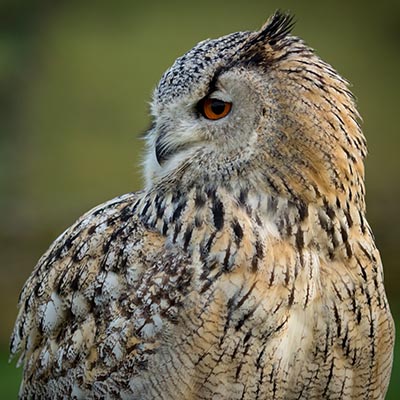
(1, 1), (399, 397)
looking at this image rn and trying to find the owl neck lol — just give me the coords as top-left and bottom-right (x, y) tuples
(147, 142), (367, 218)
(135, 180), (368, 266)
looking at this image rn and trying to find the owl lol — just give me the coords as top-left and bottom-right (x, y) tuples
(11, 11), (394, 400)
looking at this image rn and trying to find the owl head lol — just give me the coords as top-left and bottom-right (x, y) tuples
(144, 12), (366, 209)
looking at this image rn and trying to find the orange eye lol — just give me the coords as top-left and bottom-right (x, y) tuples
(200, 98), (232, 120)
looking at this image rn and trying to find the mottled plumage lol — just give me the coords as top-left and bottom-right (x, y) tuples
(11, 12), (394, 399)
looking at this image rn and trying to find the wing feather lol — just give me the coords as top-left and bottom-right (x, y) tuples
(10, 192), (175, 397)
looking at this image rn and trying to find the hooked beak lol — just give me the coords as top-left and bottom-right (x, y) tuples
(155, 133), (174, 165)
(154, 130), (195, 166)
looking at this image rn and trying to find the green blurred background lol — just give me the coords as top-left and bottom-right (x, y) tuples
(0, 0), (399, 398)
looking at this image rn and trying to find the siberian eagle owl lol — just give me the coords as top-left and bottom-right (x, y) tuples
(11, 11), (394, 400)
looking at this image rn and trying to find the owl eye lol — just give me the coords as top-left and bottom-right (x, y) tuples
(199, 97), (232, 120)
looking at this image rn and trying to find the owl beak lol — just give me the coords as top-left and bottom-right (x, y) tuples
(155, 132), (189, 166)
(155, 134), (171, 165)
(154, 122), (203, 166)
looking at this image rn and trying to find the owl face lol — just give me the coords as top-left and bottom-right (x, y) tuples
(144, 30), (259, 187)
(145, 65), (264, 185)
(144, 13), (365, 207)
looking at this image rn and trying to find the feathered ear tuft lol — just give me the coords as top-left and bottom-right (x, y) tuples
(235, 11), (295, 63)
(258, 10), (295, 45)
(233, 11), (295, 66)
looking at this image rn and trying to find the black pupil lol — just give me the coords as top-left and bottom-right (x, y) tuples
(210, 99), (226, 115)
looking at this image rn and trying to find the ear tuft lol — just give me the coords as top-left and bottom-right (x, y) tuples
(234, 11), (295, 66)
(258, 10), (295, 45)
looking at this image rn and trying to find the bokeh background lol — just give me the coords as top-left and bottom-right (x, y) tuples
(1, 0), (399, 398)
